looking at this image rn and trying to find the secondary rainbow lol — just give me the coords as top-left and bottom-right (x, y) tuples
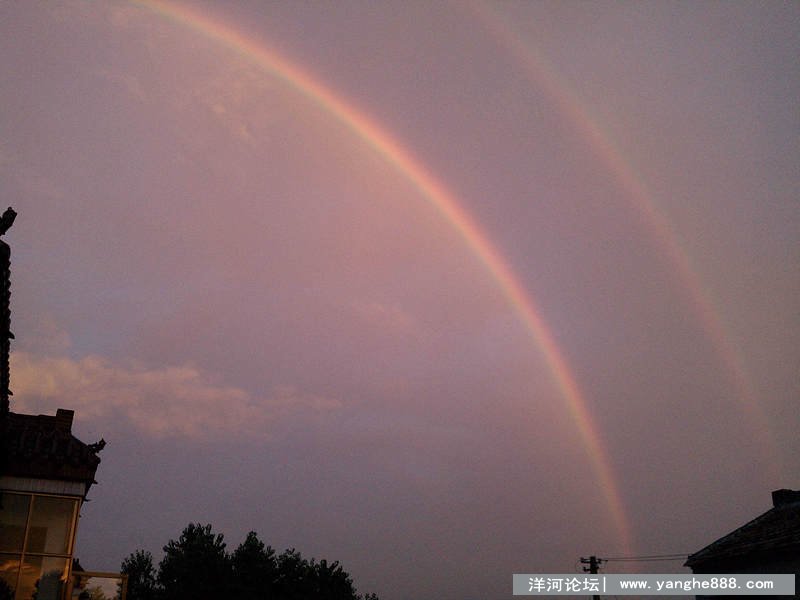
(138, 0), (634, 553)
(468, 1), (781, 481)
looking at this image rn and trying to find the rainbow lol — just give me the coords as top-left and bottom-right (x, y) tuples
(137, 0), (634, 553)
(467, 1), (782, 481)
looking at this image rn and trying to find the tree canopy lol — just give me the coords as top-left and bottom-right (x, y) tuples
(120, 550), (157, 600)
(120, 524), (378, 600)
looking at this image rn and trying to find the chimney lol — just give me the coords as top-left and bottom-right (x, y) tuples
(771, 489), (800, 507)
(55, 408), (74, 432)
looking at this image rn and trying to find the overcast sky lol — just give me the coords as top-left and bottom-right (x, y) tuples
(1, 2), (798, 598)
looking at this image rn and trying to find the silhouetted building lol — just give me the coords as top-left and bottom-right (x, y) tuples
(685, 489), (800, 599)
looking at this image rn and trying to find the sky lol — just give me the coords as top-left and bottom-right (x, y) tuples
(1, 1), (798, 598)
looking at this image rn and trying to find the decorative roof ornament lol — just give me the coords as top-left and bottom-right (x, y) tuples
(0, 207), (16, 237)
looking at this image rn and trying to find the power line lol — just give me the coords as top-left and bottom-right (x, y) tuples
(602, 553), (688, 562)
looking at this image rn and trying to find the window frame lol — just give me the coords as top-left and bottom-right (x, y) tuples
(0, 490), (81, 600)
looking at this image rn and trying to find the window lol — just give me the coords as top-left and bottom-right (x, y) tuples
(0, 492), (79, 600)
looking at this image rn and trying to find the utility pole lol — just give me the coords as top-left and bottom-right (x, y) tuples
(580, 556), (602, 600)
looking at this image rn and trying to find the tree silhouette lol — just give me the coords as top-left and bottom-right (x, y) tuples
(230, 531), (277, 599)
(31, 569), (63, 600)
(121, 549), (157, 600)
(275, 548), (310, 600)
(308, 558), (359, 600)
(120, 523), (380, 600)
(157, 523), (231, 600)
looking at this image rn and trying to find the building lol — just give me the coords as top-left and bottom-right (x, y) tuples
(685, 489), (800, 598)
(0, 409), (104, 600)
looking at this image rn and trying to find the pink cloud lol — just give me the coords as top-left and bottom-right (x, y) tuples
(10, 351), (340, 438)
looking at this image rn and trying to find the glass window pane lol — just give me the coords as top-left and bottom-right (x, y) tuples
(27, 496), (77, 555)
(16, 556), (68, 600)
(0, 493), (30, 552)
(0, 554), (20, 600)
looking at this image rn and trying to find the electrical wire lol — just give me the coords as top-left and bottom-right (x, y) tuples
(602, 553), (688, 562)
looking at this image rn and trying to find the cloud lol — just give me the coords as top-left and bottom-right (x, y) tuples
(10, 351), (340, 439)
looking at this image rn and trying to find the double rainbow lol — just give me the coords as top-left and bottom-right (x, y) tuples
(130, 0), (697, 555)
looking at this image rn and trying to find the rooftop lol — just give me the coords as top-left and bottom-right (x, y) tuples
(1, 408), (104, 493)
(685, 490), (800, 569)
